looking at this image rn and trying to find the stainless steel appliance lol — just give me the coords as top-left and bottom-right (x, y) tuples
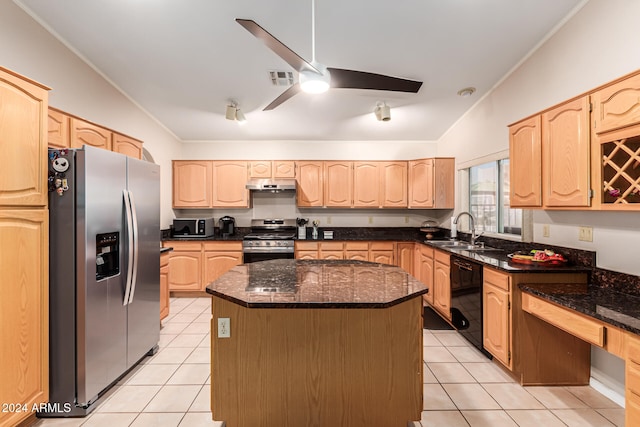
(172, 217), (214, 237)
(43, 146), (160, 417)
(218, 216), (236, 237)
(449, 255), (491, 358)
(246, 178), (296, 192)
(242, 219), (296, 263)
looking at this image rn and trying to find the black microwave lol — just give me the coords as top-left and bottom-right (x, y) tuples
(172, 218), (215, 237)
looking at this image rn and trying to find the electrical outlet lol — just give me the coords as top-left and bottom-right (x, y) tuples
(368, 216), (373, 224)
(404, 216), (409, 224)
(217, 318), (230, 338)
(542, 224), (550, 237)
(578, 226), (593, 242)
(326, 216), (332, 225)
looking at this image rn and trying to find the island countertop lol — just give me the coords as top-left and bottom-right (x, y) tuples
(205, 259), (428, 308)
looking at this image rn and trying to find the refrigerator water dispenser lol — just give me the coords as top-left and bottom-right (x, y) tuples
(96, 232), (119, 280)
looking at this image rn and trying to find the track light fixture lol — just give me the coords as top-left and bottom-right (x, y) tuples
(225, 102), (247, 124)
(374, 102), (391, 121)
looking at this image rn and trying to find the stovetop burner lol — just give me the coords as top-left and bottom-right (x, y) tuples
(244, 232), (296, 240)
(244, 218), (297, 241)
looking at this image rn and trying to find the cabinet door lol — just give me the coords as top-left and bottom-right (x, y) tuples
(592, 72), (640, 135)
(433, 259), (451, 320)
(249, 161), (272, 178)
(296, 161), (324, 206)
(382, 162), (408, 207)
(160, 253), (170, 320)
(345, 250), (368, 261)
(433, 158), (455, 209)
(408, 159), (434, 208)
(353, 162), (380, 207)
(112, 132), (143, 159)
(0, 68), (49, 207)
(417, 245), (434, 305)
(296, 251), (319, 260)
(212, 161), (249, 208)
(273, 161), (296, 178)
(396, 243), (414, 272)
(509, 116), (542, 207)
(203, 251), (243, 289)
(168, 251), (202, 291)
(48, 108), (69, 149)
(324, 162), (353, 207)
(70, 117), (112, 150)
(172, 161), (212, 208)
(483, 281), (510, 368)
(370, 250), (394, 265)
(0, 210), (48, 427)
(542, 97), (591, 207)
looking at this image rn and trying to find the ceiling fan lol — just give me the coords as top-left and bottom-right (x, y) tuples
(236, 1), (423, 110)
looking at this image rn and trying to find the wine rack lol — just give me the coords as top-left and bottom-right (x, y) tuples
(602, 135), (640, 204)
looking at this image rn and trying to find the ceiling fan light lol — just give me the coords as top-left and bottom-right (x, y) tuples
(225, 104), (237, 121)
(299, 69), (330, 94)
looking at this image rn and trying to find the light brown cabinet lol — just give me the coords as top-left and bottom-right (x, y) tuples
(408, 158), (455, 208)
(415, 245), (434, 306)
(627, 335), (640, 427)
(353, 161), (408, 208)
(381, 162), (408, 207)
(296, 161), (324, 207)
(295, 241), (396, 263)
(344, 241), (369, 261)
(249, 161), (296, 178)
(203, 242), (243, 286)
(482, 267), (512, 369)
(160, 252), (170, 320)
(592, 72), (640, 135)
(432, 250), (451, 320)
(324, 162), (353, 207)
(172, 161), (213, 208)
(211, 161), (249, 208)
(47, 108), (70, 149)
(70, 117), (112, 150)
(0, 67), (50, 427)
(369, 242), (394, 265)
(509, 116), (542, 207)
(396, 242), (415, 276)
(112, 132), (143, 160)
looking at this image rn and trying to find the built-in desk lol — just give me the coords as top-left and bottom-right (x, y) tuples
(520, 283), (640, 427)
(205, 259), (428, 427)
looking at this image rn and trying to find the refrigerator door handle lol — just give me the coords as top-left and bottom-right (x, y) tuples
(123, 189), (134, 306)
(128, 190), (139, 304)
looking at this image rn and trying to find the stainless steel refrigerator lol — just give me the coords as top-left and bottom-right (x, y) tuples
(43, 145), (160, 417)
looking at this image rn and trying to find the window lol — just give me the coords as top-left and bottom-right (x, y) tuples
(468, 159), (521, 236)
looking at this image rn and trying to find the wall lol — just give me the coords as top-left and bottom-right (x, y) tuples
(0, 1), (182, 228)
(436, 0), (640, 402)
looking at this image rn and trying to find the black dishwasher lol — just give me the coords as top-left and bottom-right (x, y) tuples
(450, 255), (492, 358)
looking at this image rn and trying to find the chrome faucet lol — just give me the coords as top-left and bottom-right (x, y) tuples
(453, 211), (478, 245)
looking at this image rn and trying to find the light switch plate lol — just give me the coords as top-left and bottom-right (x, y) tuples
(578, 226), (593, 242)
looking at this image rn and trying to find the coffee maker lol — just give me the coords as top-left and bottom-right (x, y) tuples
(218, 216), (236, 237)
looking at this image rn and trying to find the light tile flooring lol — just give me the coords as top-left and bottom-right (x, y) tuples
(34, 297), (624, 427)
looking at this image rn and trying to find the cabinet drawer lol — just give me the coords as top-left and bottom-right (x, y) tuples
(628, 358), (640, 397)
(370, 241), (394, 250)
(345, 241), (369, 250)
(296, 242), (319, 251)
(628, 335), (640, 365)
(484, 267), (510, 292)
(203, 241), (242, 251)
(521, 293), (605, 347)
(320, 242), (344, 251)
(167, 241), (202, 251)
(434, 250), (449, 265)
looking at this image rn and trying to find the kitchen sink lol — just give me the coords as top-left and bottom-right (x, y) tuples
(428, 240), (502, 252)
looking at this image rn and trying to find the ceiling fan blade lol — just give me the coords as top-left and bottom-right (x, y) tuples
(236, 19), (319, 73)
(327, 68), (423, 93)
(263, 83), (301, 110)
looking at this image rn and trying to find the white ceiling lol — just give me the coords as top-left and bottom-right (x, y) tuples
(16, 0), (583, 142)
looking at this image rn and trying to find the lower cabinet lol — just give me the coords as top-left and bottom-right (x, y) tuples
(165, 241), (242, 293)
(483, 267), (512, 369)
(160, 252), (170, 320)
(432, 250), (451, 320)
(415, 244), (434, 306)
(294, 241), (396, 264)
(627, 335), (640, 427)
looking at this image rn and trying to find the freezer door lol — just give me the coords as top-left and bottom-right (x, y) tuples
(126, 157), (160, 367)
(76, 146), (128, 405)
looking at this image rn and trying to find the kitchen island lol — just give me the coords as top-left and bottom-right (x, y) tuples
(205, 259), (428, 427)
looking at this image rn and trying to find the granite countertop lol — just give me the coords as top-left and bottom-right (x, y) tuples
(206, 259), (428, 309)
(519, 283), (640, 335)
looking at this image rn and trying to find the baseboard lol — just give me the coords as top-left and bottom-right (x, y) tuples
(589, 376), (625, 408)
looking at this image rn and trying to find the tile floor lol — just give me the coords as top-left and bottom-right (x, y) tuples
(34, 297), (624, 427)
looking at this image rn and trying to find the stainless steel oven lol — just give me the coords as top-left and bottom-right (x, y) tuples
(450, 255), (491, 358)
(242, 219), (296, 263)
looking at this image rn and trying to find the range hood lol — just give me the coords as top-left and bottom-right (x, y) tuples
(246, 178), (297, 192)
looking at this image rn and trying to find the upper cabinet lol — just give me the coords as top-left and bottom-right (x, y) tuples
(47, 108), (69, 149)
(70, 117), (111, 150)
(0, 67), (49, 207)
(592, 73), (640, 135)
(296, 161), (324, 207)
(172, 160), (249, 209)
(112, 132), (143, 160)
(510, 116), (542, 207)
(353, 161), (408, 208)
(324, 162), (353, 207)
(249, 161), (295, 178)
(408, 158), (454, 209)
(510, 68), (640, 211)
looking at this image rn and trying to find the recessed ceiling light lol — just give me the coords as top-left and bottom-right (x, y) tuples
(457, 87), (476, 97)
